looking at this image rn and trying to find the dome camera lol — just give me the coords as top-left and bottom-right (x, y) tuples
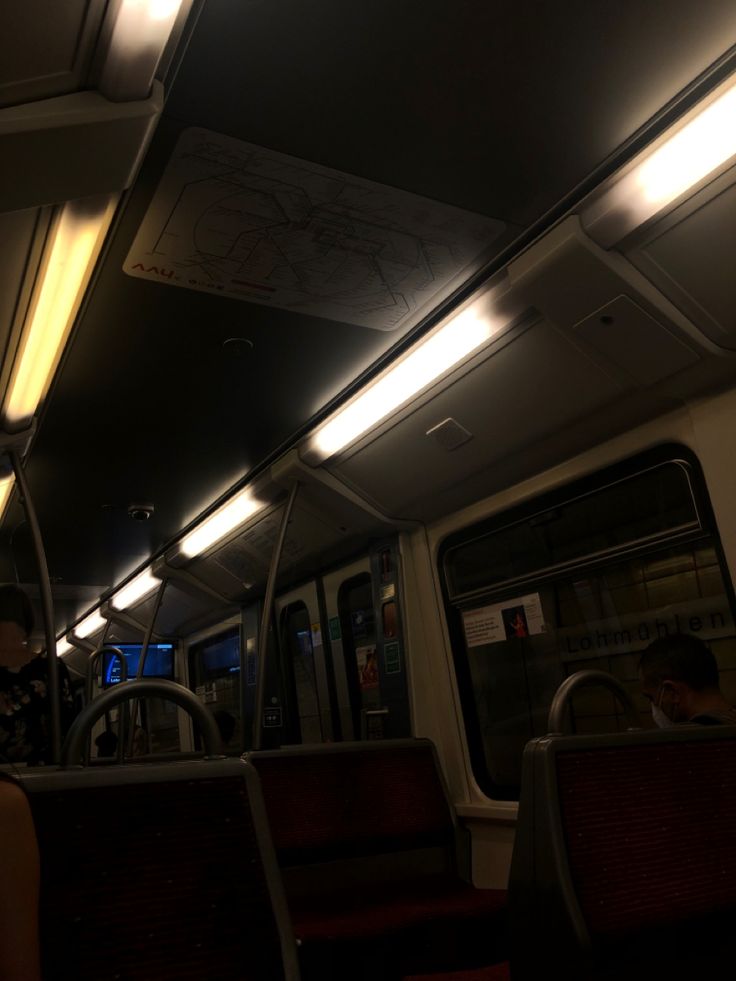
(127, 503), (154, 521)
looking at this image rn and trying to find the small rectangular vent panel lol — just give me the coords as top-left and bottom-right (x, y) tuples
(426, 417), (473, 451)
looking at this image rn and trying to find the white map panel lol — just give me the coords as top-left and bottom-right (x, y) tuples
(124, 128), (505, 331)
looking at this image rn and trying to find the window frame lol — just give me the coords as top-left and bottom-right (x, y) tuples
(438, 444), (736, 801)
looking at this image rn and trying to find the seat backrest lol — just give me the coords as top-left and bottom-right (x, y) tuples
(508, 725), (736, 980)
(247, 740), (461, 887)
(22, 758), (300, 981)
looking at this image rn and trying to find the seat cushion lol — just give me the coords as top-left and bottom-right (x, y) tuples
(291, 877), (507, 942)
(402, 963), (510, 981)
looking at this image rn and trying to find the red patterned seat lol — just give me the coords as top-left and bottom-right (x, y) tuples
(402, 962), (510, 981)
(249, 740), (507, 978)
(508, 725), (736, 979)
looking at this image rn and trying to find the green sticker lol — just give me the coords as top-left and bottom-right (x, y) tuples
(329, 616), (342, 641)
(384, 641), (401, 674)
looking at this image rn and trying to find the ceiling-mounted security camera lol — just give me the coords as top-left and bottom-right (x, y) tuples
(127, 502), (154, 521)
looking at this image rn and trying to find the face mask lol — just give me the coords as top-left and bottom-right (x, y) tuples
(651, 703), (675, 728)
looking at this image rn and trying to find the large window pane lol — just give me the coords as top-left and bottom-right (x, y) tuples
(442, 454), (736, 801)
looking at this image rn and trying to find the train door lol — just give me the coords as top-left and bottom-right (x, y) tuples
(322, 557), (372, 741)
(274, 583), (334, 744)
(187, 619), (244, 754)
(322, 542), (411, 740)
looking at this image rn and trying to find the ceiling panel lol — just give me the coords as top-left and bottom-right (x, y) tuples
(4, 1), (736, 633)
(329, 319), (628, 517)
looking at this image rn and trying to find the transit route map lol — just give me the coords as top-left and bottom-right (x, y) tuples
(124, 128), (505, 331)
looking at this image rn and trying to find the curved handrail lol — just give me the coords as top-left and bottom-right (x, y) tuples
(86, 645), (127, 702)
(62, 679), (223, 767)
(547, 670), (642, 735)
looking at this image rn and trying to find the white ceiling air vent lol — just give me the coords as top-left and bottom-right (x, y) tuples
(426, 417), (473, 451)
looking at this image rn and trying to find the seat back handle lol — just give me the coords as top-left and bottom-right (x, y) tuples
(547, 669), (642, 734)
(62, 678), (223, 766)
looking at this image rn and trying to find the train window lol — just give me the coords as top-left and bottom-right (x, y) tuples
(440, 449), (736, 801)
(444, 460), (700, 598)
(280, 602), (324, 744)
(189, 627), (243, 753)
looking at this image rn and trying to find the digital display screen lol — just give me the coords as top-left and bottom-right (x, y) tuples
(103, 643), (175, 685)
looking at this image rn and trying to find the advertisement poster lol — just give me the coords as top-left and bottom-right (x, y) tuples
(356, 644), (379, 690)
(462, 592), (545, 648)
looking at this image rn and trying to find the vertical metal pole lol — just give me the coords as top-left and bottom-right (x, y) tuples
(127, 578), (167, 756)
(253, 482), (299, 750)
(9, 450), (61, 763)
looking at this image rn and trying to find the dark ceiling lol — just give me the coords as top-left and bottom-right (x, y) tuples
(3, 0), (736, 630)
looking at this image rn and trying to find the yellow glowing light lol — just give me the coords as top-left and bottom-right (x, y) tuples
(0, 477), (14, 520)
(637, 82), (736, 206)
(311, 309), (501, 460)
(100, 0), (184, 101)
(180, 489), (265, 558)
(111, 568), (160, 610)
(4, 197), (115, 427)
(74, 610), (106, 640)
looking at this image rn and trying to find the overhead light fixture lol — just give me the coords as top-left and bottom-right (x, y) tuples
(99, 0), (185, 102)
(56, 638), (73, 657)
(180, 488), (266, 558)
(72, 609), (106, 640)
(0, 477), (13, 521)
(110, 567), (160, 610)
(2, 195), (117, 430)
(583, 74), (736, 247)
(306, 303), (505, 462)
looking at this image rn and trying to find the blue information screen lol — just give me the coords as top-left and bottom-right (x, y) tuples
(103, 643), (175, 685)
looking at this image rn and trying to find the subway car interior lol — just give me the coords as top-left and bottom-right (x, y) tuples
(2, 1), (736, 978)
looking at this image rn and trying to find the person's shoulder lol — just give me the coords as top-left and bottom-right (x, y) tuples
(688, 710), (736, 725)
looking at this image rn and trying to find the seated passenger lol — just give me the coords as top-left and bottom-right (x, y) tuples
(0, 774), (40, 980)
(639, 632), (736, 727)
(0, 584), (76, 765)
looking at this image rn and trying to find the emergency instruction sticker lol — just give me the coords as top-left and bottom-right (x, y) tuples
(462, 593), (545, 648)
(124, 127), (505, 331)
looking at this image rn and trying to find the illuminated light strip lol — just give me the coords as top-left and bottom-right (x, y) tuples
(636, 82), (736, 206)
(99, 0), (185, 102)
(110, 567), (160, 610)
(3, 196), (117, 428)
(56, 638), (73, 657)
(582, 74), (736, 246)
(73, 609), (106, 640)
(180, 488), (266, 558)
(0, 477), (14, 521)
(308, 306), (504, 461)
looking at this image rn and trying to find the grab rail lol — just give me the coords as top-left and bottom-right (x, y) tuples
(547, 669), (642, 734)
(86, 645), (127, 702)
(62, 678), (224, 766)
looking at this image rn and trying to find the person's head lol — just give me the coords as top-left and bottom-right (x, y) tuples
(639, 632), (720, 726)
(0, 584), (34, 667)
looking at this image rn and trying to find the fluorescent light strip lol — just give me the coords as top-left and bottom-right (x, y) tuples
(111, 567), (160, 611)
(636, 82), (736, 206)
(56, 638), (73, 657)
(73, 610), (106, 640)
(309, 306), (503, 461)
(582, 74), (736, 246)
(99, 0), (185, 101)
(0, 477), (14, 521)
(180, 488), (265, 558)
(3, 196), (117, 427)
